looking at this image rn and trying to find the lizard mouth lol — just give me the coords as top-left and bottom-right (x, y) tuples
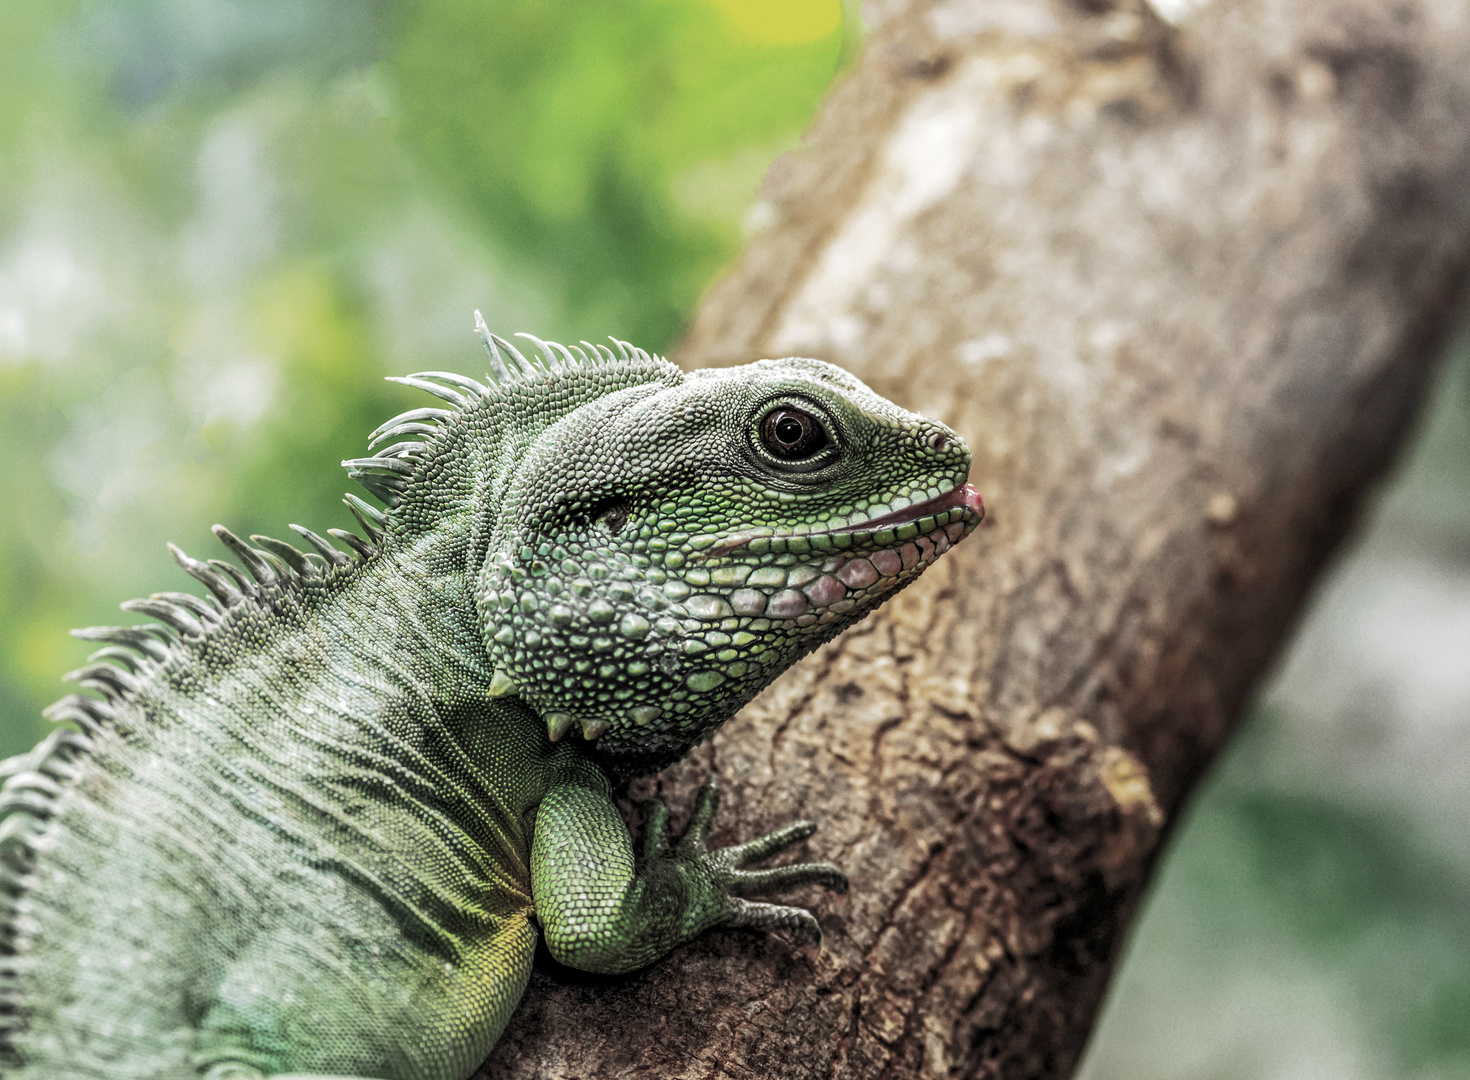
(831, 482), (984, 537)
(707, 483), (984, 558)
(686, 482), (984, 624)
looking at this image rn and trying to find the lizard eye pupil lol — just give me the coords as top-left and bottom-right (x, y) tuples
(760, 408), (829, 460)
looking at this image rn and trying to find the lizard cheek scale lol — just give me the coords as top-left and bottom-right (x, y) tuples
(0, 320), (982, 1080)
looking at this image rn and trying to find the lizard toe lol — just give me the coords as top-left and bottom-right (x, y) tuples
(725, 899), (824, 946)
(724, 818), (818, 867)
(725, 861), (848, 896)
(676, 775), (722, 855)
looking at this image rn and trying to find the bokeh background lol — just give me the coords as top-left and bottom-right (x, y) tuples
(1, 1), (1466, 1076)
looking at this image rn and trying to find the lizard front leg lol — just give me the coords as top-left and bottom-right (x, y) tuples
(531, 768), (847, 974)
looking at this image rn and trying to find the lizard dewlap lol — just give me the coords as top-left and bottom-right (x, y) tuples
(0, 320), (982, 1080)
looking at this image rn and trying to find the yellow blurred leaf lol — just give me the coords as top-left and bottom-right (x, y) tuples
(702, 0), (841, 46)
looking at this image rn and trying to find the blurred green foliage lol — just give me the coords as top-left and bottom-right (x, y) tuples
(391, 0), (844, 344)
(1081, 707), (1470, 1080)
(0, 0), (845, 758)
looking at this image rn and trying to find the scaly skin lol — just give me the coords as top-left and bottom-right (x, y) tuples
(0, 326), (982, 1079)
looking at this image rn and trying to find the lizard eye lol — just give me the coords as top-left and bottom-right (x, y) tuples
(760, 408), (829, 460)
(599, 503), (629, 535)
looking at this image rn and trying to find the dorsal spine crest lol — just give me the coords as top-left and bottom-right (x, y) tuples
(28, 321), (671, 757)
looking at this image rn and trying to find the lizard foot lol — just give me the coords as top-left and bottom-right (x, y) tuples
(641, 775), (848, 947)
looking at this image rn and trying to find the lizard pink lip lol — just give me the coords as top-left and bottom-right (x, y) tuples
(708, 483), (984, 556)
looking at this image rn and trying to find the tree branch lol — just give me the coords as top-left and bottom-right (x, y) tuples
(480, 0), (1470, 1075)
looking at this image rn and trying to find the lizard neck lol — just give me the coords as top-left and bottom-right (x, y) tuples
(366, 359), (682, 620)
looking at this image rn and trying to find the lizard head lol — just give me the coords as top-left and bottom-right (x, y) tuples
(473, 345), (984, 775)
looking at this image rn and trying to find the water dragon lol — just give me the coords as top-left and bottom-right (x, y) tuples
(0, 318), (983, 1078)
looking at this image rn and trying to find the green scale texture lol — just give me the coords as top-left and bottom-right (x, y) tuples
(0, 328), (982, 1080)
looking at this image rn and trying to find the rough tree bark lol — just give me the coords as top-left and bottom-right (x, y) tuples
(480, 0), (1470, 1076)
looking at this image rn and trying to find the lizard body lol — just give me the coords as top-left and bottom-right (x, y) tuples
(0, 322), (982, 1079)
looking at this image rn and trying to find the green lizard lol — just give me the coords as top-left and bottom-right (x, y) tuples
(0, 318), (983, 1079)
